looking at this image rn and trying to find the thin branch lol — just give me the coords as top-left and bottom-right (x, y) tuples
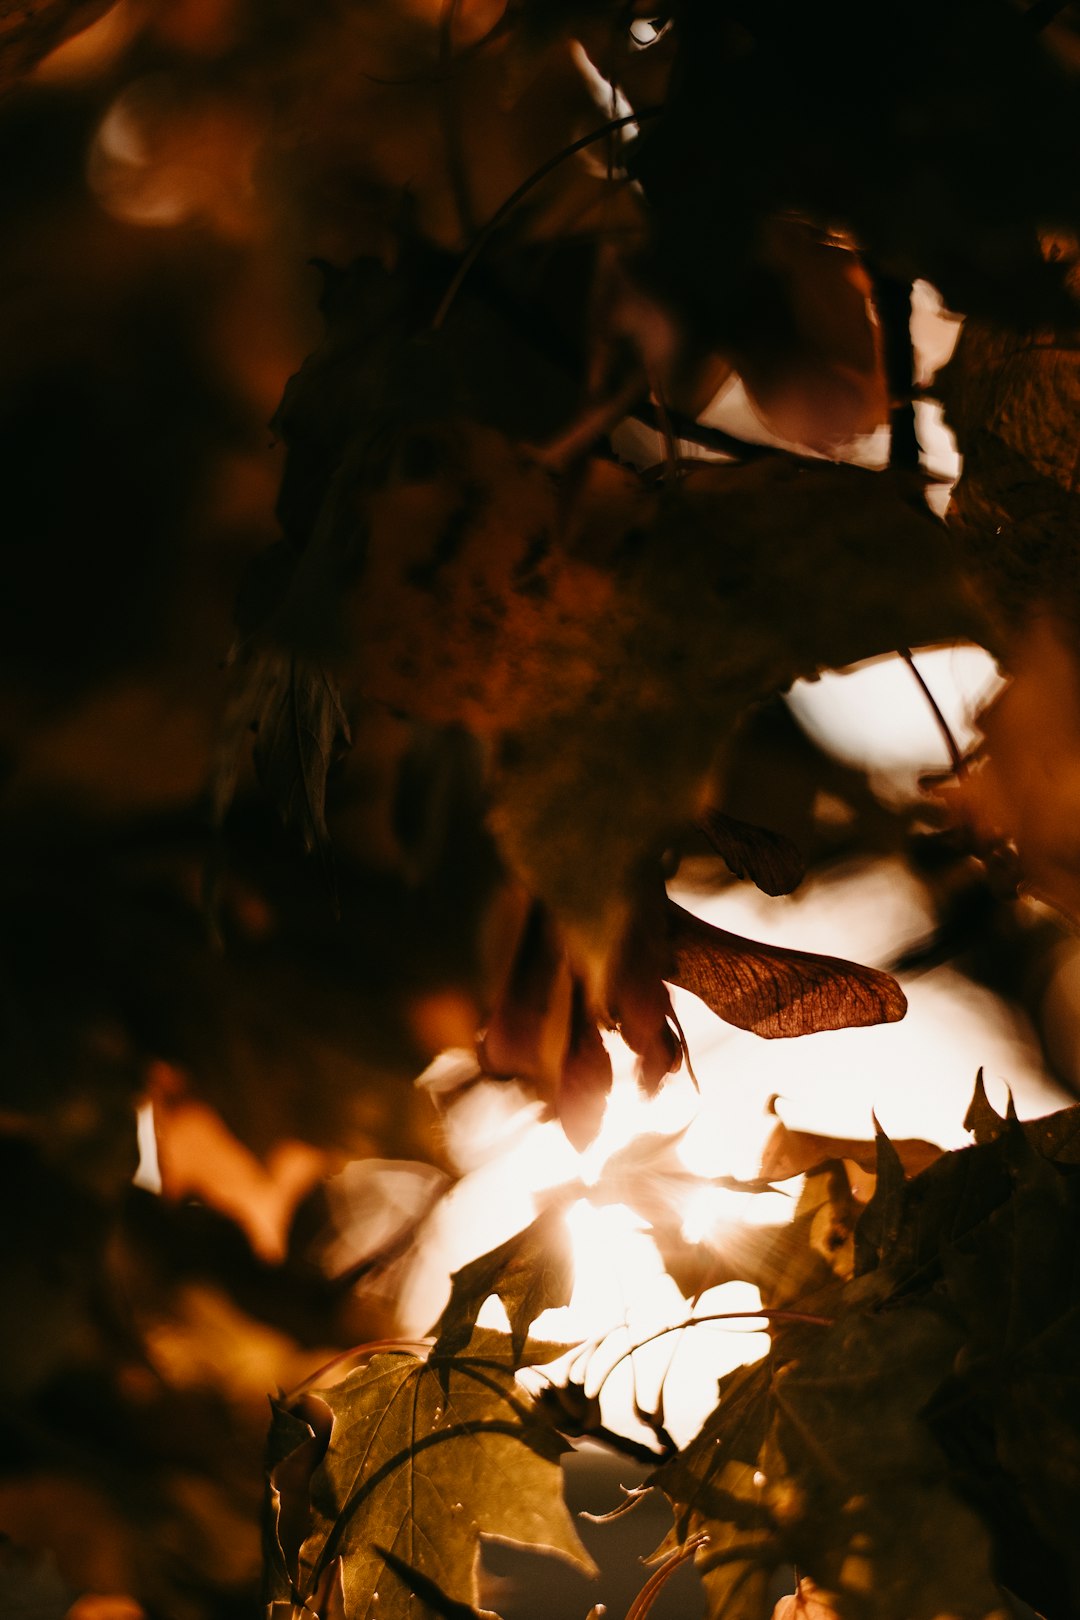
(432, 108), (661, 329)
(594, 1308), (831, 1395)
(899, 647), (966, 777)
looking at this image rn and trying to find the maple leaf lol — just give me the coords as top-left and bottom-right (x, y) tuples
(432, 1202), (575, 1363)
(292, 1330), (595, 1620)
(765, 1306), (1004, 1620)
(938, 1119), (1080, 1614)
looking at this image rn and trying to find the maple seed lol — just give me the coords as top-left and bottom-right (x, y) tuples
(665, 900), (907, 1037)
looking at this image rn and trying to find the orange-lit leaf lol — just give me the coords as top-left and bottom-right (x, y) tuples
(477, 900), (571, 1082)
(0, 0), (113, 89)
(557, 979), (612, 1150)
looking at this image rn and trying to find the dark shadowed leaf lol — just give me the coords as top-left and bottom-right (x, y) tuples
(0, 0), (114, 90)
(768, 1307), (1002, 1620)
(433, 1204), (575, 1363)
(963, 1069), (1006, 1146)
(853, 1124), (907, 1275)
(962, 1071), (1080, 1167)
(653, 1358), (777, 1620)
(937, 319), (1080, 629)
(665, 900), (907, 1038)
(699, 810), (806, 897)
(216, 651), (351, 857)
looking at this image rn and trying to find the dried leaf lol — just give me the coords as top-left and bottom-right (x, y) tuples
(294, 1330), (595, 1620)
(759, 1121), (942, 1184)
(699, 810), (805, 898)
(724, 219), (887, 453)
(665, 900), (907, 1039)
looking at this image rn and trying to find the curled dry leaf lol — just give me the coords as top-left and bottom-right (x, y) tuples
(698, 809), (806, 897)
(477, 897), (613, 1148)
(665, 900), (907, 1039)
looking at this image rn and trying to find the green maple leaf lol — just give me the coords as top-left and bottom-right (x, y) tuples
(433, 1202), (575, 1364)
(296, 1329), (595, 1620)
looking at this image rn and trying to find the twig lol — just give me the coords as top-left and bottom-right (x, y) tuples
(432, 108), (661, 329)
(594, 1308), (832, 1394)
(899, 647), (966, 777)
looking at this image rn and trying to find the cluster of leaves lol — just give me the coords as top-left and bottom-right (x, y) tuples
(273, 1082), (1080, 1620)
(10, 0), (1080, 1616)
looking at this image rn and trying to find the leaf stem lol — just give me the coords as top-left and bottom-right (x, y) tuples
(592, 1309), (831, 1395)
(624, 1534), (710, 1620)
